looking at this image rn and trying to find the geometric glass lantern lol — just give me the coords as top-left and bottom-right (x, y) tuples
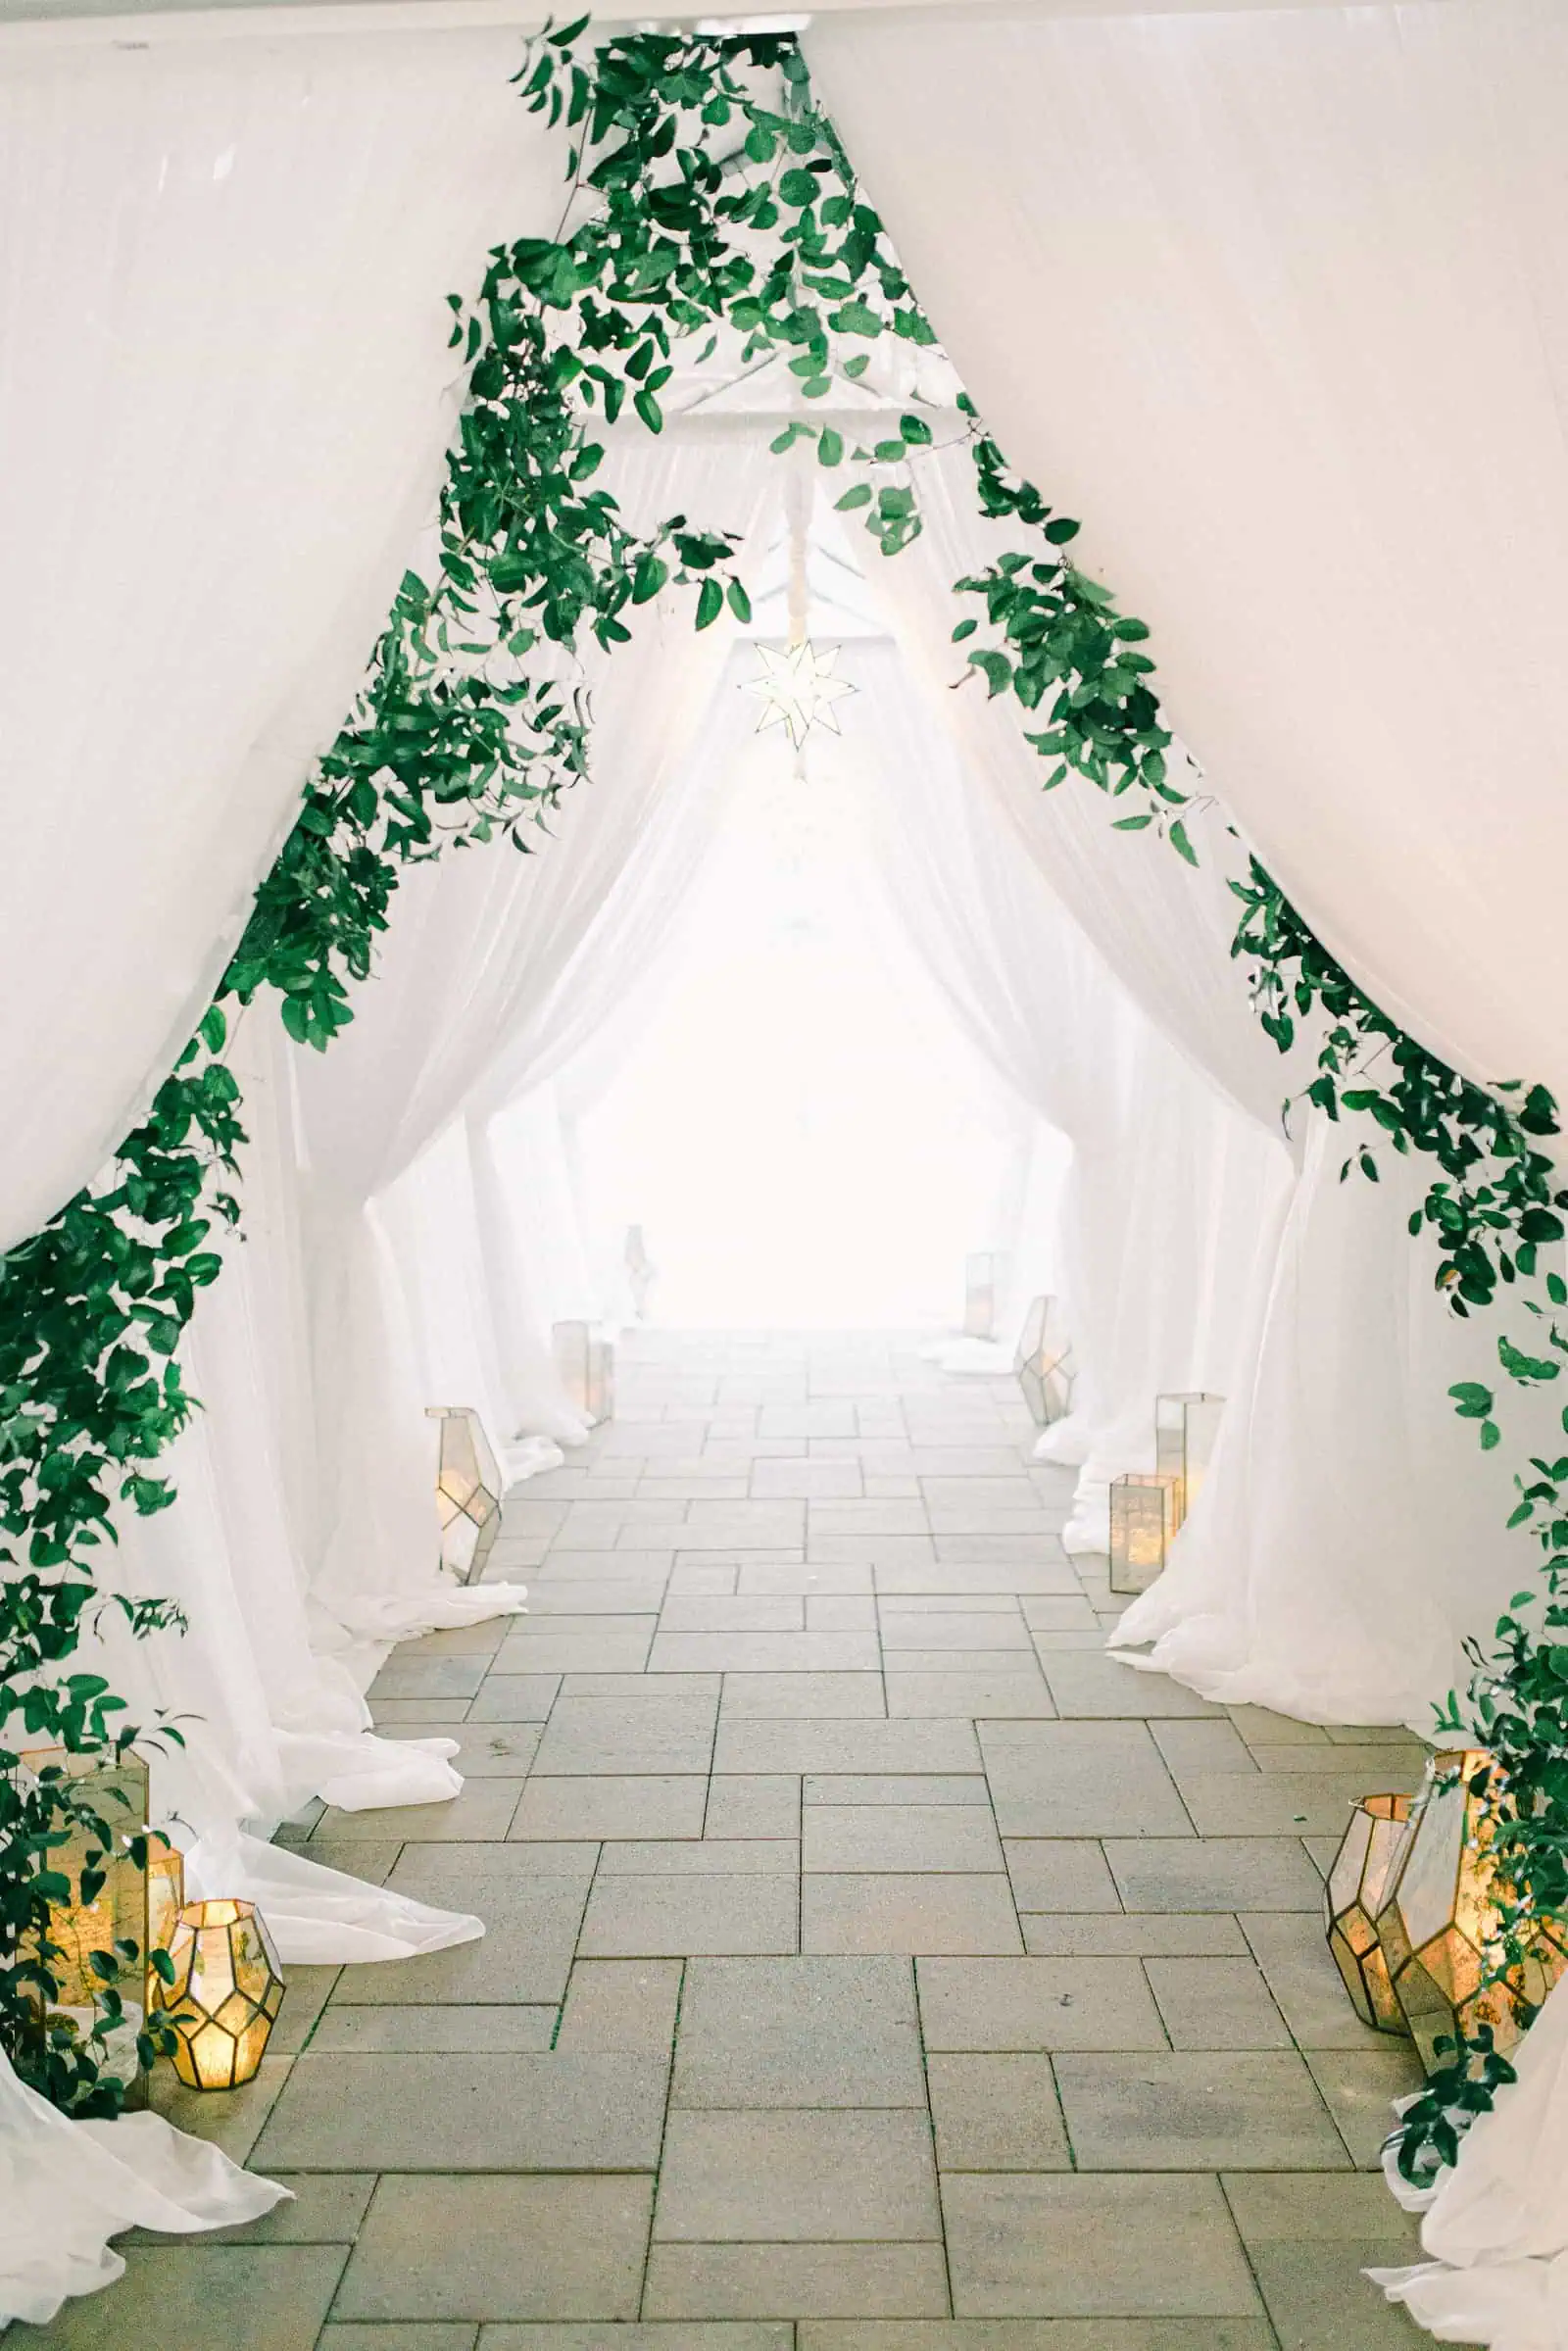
(150, 1899), (285, 2092)
(1373, 1748), (1568, 2075)
(1324, 1792), (1415, 2033)
(13, 1745), (154, 2065)
(426, 1405), (503, 1586)
(1013, 1294), (1076, 1427)
(1154, 1392), (1226, 1528)
(553, 1320), (614, 1426)
(1107, 1471), (1181, 1595)
(964, 1251), (1009, 1341)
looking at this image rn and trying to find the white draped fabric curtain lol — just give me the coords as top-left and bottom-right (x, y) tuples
(0, 19), (560, 1257)
(803, 10), (1568, 2336)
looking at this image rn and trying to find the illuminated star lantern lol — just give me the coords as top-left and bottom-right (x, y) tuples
(744, 639), (857, 751)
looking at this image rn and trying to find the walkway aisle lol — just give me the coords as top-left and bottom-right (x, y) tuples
(29, 1332), (1448, 2350)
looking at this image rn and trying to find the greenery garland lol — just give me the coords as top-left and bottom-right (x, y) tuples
(3, 22), (1562, 2186)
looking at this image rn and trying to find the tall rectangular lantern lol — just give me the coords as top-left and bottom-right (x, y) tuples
(963, 1252), (1009, 1341)
(1108, 1472), (1180, 1595)
(553, 1321), (614, 1426)
(1154, 1392), (1226, 1527)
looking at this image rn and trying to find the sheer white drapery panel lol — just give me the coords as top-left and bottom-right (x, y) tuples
(846, 638), (1290, 1545)
(297, 446), (776, 1623)
(0, 24), (559, 1254)
(0, 2074), (287, 2330)
(805, 0), (1568, 1106)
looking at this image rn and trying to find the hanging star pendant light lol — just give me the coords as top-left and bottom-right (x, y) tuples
(744, 637), (858, 751)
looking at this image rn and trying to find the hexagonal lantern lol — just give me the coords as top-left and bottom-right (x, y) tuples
(1324, 1792), (1414, 2033)
(1013, 1295), (1076, 1428)
(1374, 1747), (1568, 2073)
(153, 1898), (285, 2091)
(426, 1405), (503, 1585)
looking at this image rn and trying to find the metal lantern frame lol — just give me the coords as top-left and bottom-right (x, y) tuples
(427, 1404), (503, 1586)
(1013, 1294), (1076, 1428)
(1324, 1791), (1414, 2034)
(1108, 1471), (1181, 1595)
(1153, 1392), (1226, 1528)
(152, 1897), (286, 2092)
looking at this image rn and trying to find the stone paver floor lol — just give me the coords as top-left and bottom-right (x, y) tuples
(25, 1331), (1460, 2350)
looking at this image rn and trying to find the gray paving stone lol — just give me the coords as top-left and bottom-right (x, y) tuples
(672, 1955), (925, 2108)
(941, 2175), (1262, 2318)
(371, 1656), (489, 1700)
(253, 2051), (668, 2170)
(1248, 2242), (1441, 2350)
(511, 1776), (709, 1841)
(147, 2053), (294, 2166)
(493, 1623), (656, 1676)
(601, 1837), (797, 1874)
(580, 1871), (800, 1956)
(383, 1722), (541, 1777)
(881, 1610), (1032, 1650)
(979, 1723), (1192, 1837)
(1021, 1915), (1250, 1957)
(650, 1630), (882, 1673)
(655, 2108), (941, 2240)
(1175, 1773), (1420, 1837)
(558, 1958), (684, 2052)
(798, 2327), (1276, 2349)
(314, 1780), (525, 1842)
(1040, 1653), (1223, 1719)
(1054, 2051), (1350, 2169)
(887, 1670), (1057, 1719)
(807, 1775), (989, 1806)
(531, 1692), (717, 1775)
(336, 2177), (653, 2322)
(872, 1560), (1074, 1593)
(805, 1803), (1004, 1873)
(124, 2170), (374, 2247)
(642, 2244), (950, 2320)
(716, 1719), (982, 1775)
(721, 1672), (886, 1717)
(705, 1774), (802, 1837)
(14, 2246), (347, 2349)
(1304, 2047), (1425, 2168)
(311, 2005), (558, 2052)
(1104, 1837), (1324, 1913)
(1240, 1911), (1396, 2050)
(482, 2332), (791, 2349)
(332, 1870), (588, 2006)
(803, 1873), (1023, 1955)
(677, 1500), (810, 1547)
(467, 1674), (563, 1721)
(526, 1580), (673, 1613)
(1003, 1841), (1120, 1912)
(916, 1957), (1165, 2051)
(1151, 1720), (1259, 1776)
(927, 2053), (1070, 2171)
(752, 1459), (867, 1497)
(1145, 1958), (1293, 2049)
(811, 1536), (939, 1569)
(372, 1697), (481, 1724)
(324, 2328), (477, 2351)
(736, 1563), (876, 1595)
(659, 1596), (807, 1632)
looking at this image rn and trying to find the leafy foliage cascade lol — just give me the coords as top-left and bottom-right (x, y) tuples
(2, 22), (1561, 2184)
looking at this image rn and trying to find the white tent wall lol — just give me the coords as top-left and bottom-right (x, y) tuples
(0, 20), (563, 1258)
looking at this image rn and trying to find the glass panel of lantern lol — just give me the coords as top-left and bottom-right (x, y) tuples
(153, 1898), (285, 2091)
(553, 1320), (614, 1425)
(14, 1746), (151, 2045)
(426, 1405), (503, 1586)
(1375, 1747), (1568, 2074)
(1153, 1393), (1226, 1527)
(1013, 1295), (1076, 1427)
(1324, 1792), (1413, 2033)
(963, 1251), (1009, 1341)
(1108, 1472), (1180, 1595)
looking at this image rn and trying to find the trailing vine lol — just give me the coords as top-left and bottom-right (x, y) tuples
(2, 21), (1561, 2192)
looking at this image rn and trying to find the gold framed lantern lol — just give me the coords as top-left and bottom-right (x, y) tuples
(1108, 1472), (1180, 1595)
(1324, 1793), (1414, 2033)
(426, 1405), (503, 1585)
(553, 1320), (614, 1426)
(15, 1746), (152, 2035)
(1013, 1296), (1076, 1428)
(963, 1252), (1009, 1342)
(152, 1899), (285, 2091)
(1374, 1748), (1568, 2073)
(1154, 1393), (1226, 1527)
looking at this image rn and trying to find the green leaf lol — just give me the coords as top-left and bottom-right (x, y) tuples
(1449, 1383), (1495, 1418)
(834, 484), (873, 511)
(1168, 818), (1199, 866)
(725, 577), (752, 623)
(816, 427), (844, 467)
(695, 576), (723, 630)
(1480, 1420), (1502, 1449)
